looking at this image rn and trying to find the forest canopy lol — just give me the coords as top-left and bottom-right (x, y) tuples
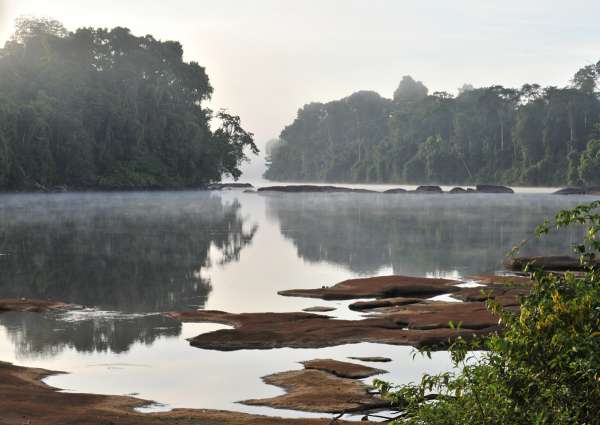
(0, 17), (257, 191)
(265, 63), (600, 186)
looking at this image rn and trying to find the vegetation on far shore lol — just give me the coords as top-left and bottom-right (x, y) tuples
(375, 201), (600, 424)
(0, 18), (257, 192)
(265, 68), (600, 187)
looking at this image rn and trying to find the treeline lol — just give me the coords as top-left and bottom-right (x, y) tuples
(265, 65), (600, 186)
(0, 18), (257, 191)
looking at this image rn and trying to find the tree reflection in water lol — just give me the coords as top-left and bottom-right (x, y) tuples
(265, 193), (586, 277)
(0, 191), (257, 357)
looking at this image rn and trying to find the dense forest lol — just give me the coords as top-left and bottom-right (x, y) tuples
(0, 18), (257, 191)
(265, 65), (600, 186)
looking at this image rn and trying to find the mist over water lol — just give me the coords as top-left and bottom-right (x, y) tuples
(0, 189), (594, 415)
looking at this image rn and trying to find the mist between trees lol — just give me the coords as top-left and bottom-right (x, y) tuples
(0, 18), (258, 191)
(265, 68), (600, 187)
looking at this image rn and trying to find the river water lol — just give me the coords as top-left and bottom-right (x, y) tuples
(0, 187), (594, 418)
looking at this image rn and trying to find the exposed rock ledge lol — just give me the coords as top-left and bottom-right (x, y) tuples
(242, 360), (388, 413)
(165, 309), (495, 351)
(207, 182), (254, 190)
(166, 274), (530, 351)
(258, 185), (376, 193)
(278, 275), (460, 300)
(504, 256), (599, 271)
(0, 298), (73, 313)
(0, 362), (356, 425)
(301, 359), (386, 379)
(348, 356), (392, 363)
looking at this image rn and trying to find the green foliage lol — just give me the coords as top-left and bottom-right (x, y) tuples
(0, 17), (257, 191)
(578, 139), (600, 186)
(265, 66), (600, 186)
(375, 201), (600, 424)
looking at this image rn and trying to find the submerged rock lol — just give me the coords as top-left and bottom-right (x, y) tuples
(242, 367), (388, 414)
(278, 275), (460, 300)
(475, 184), (514, 194)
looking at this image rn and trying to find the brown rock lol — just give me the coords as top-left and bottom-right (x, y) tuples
(0, 298), (73, 313)
(349, 297), (423, 311)
(383, 188), (407, 194)
(242, 368), (388, 414)
(466, 275), (534, 287)
(384, 301), (500, 330)
(0, 362), (356, 425)
(207, 183), (253, 190)
(503, 256), (597, 271)
(454, 287), (526, 306)
(347, 357), (392, 363)
(166, 310), (493, 351)
(554, 187), (587, 195)
(414, 185), (443, 193)
(257, 185), (376, 193)
(301, 359), (386, 379)
(303, 306), (337, 312)
(278, 275), (460, 301)
(475, 184), (514, 194)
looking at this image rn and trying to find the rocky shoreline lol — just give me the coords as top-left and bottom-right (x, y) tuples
(0, 362), (356, 425)
(220, 183), (599, 195)
(0, 256), (584, 423)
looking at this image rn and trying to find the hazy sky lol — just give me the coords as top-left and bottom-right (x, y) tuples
(1, 0), (599, 170)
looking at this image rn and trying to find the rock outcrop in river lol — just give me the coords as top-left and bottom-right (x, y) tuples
(242, 360), (388, 413)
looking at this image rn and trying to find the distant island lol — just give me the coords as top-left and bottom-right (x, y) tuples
(264, 65), (600, 187)
(0, 18), (257, 191)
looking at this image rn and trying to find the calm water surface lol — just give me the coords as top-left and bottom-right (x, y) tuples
(0, 189), (595, 417)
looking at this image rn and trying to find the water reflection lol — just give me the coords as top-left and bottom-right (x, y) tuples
(265, 193), (589, 276)
(0, 191), (257, 355)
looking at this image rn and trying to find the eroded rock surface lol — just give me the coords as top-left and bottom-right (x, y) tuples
(0, 298), (73, 313)
(302, 359), (386, 379)
(279, 275), (460, 301)
(504, 256), (597, 271)
(257, 185), (376, 193)
(166, 310), (491, 351)
(349, 297), (423, 311)
(303, 306), (337, 312)
(242, 366), (388, 413)
(414, 185), (442, 193)
(383, 188), (407, 194)
(382, 301), (500, 330)
(475, 184), (514, 194)
(348, 357), (392, 363)
(207, 183), (253, 190)
(0, 362), (355, 425)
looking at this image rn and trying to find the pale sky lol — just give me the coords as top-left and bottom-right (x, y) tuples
(1, 0), (599, 175)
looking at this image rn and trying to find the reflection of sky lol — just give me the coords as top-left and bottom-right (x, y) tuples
(0, 317), (462, 418)
(0, 190), (596, 416)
